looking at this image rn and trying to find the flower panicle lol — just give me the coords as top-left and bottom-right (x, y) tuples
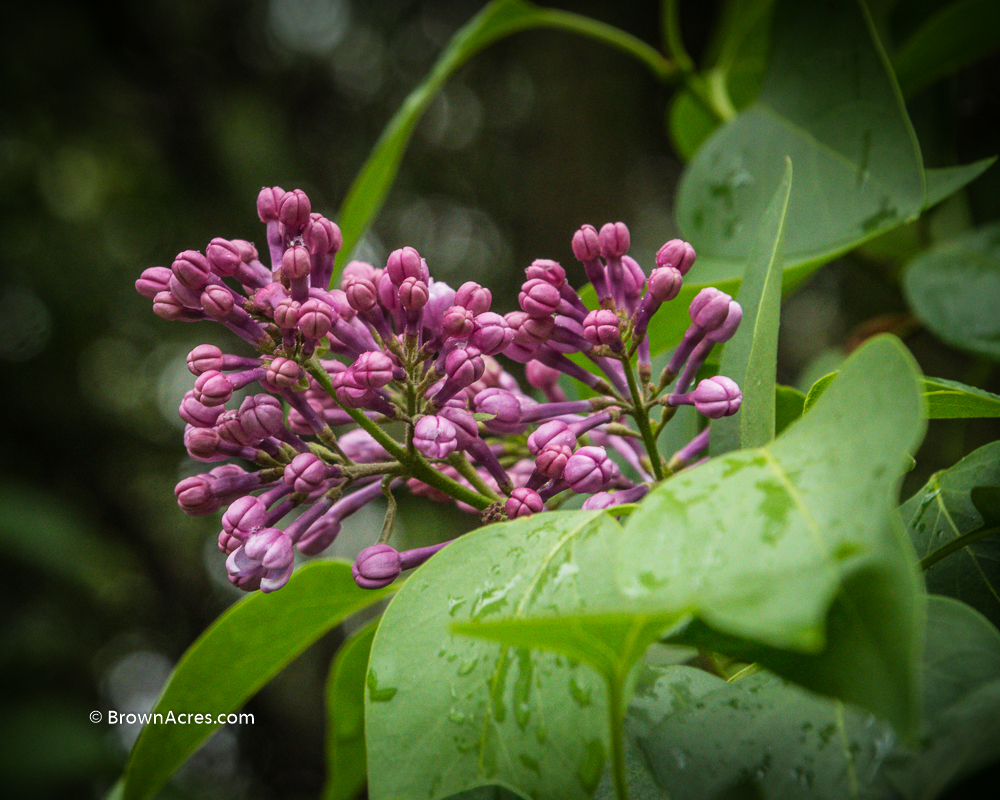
(138, 188), (742, 592)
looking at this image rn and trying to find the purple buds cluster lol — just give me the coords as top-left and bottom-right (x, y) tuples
(139, 190), (743, 593)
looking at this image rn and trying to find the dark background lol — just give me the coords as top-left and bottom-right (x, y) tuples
(1, 1), (998, 798)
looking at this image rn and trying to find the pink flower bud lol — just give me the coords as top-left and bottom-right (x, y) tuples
(223, 496), (267, 538)
(257, 186), (286, 223)
(536, 442), (573, 479)
(344, 276), (378, 313)
(172, 250), (213, 290)
(583, 309), (622, 349)
(454, 281), (492, 315)
(656, 238), (697, 275)
(413, 415), (459, 459)
(598, 222), (630, 259)
(505, 487), (543, 519)
(266, 357), (301, 389)
(175, 475), (219, 516)
(572, 224), (601, 262)
(352, 351), (396, 390)
(691, 376), (742, 418)
(303, 214), (342, 254)
(442, 305), (475, 339)
(398, 277), (429, 311)
(526, 420), (576, 454)
(201, 285), (235, 318)
(648, 266), (683, 303)
(278, 189), (311, 234)
(524, 259), (565, 288)
(187, 344), (225, 375)
(136, 267), (171, 299)
(298, 298), (335, 339)
(282, 244), (312, 282)
(206, 238), (244, 277)
(564, 445), (620, 494)
(284, 452), (336, 494)
(193, 370), (234, 406)
(239, 394), (285, 439)
(469, 312), (512, 356)
(386, 246), (424, 286)
(352, 544), (402, 589)
(519, 278), (562, 317)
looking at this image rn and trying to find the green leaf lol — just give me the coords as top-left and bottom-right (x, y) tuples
(323, 619), (380, 800)
(893, 0), (1000, 97)
(334, 0), (672, 277)
(808, 370), (1000, 419)
(922, 376), (1000, 418)
(625, 596), (1000, 800)
(774, 384), (806, 435)
(803, 371), (838, 413)
(366, 511), (627, 800)
(711, 158), (791, 455)
(121, 562), (393, 800)
(902, 222), (1000, 360)
(901, 440), (1000, 626)
(923, 157), (996, 210)
(677, 0), (925, 289)
(620, 335), (927, 732)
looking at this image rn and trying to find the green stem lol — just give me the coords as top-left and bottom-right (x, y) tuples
(608, 675), (631, 800)
(622, 358), (665, 481)
(306, 360), (494, 511)
(921, 525), (1000, 571)
(448, 452), (503, 501)
(662, 0), (694, 76)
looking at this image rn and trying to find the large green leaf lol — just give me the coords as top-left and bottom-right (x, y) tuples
(893, 0), (1000, 97)
(620, 335), (927, 731)
(711, 158), (791, 455)
(333, 0), (672, 277)
(121, 562), (393, 800)
(677, 0), (925, 288)
(806, 370), (1000, 419)
(902, 222), (1000, 360)
(901, 440), (1000, 626)
(458, 336), (927, 737)
(365, 511), (629, 800)
(323, 619), (380, 800)
(624, 596), (1000, 800)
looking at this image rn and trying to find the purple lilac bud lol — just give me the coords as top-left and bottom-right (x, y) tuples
(175, 475), (220, 516)
(704, 300), (743, 343)
(469, 312), (512, 356)
(200, 284), (236, 319)
(656, 239), (697, 276)
(506, 487), (543, 519)
(525, 259), (565, 287)
(667, 376), (743, 418)
(352, 544), (401, 589)
(352, 351), (398, 390)
(282, 244), (312, 303)
(284, 452), (339, 495)
(193, 370), (236, 406)
(386, 247), (425, 286)
(265, 357), (301, 390)
(187, 344), (224, 375)
(278, 189), (311, 236)
(303, 214), (342, 256)
(669, 428), (710, 472)
(344, 276), (378, 312)
(474, 388), (525, 435)
(433, 346), (485, 406)
(621, 256), (646, 306)
(437, 405), (479, 449)
(527, 420), (576, 454)
(581, 483), (649, 510)
(298, 298), (335, 341)
(136, 267), (172, 299)
(413, 415), (458, 459)
(573, 224), (610, 302)
(172, 250), (213, 291)
(631, 266), (684, 343)
(454, 281), (492, 315)
(239, 394), (285, 440)
(689, 288), (733, 332)
(227, 528), (294, 593)
(535, 443), (573, 479)
(583, 309), (623, 350)
(442, 305), (475, 340)
(519, 278), (561, 317)
(257, 186), (284, 222)
(179, 390), (224, 427)
(222, 495), (267, 541)
(563, 446), (620, 494)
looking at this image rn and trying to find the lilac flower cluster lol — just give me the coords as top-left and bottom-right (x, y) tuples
(137, 187), (743, 593)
